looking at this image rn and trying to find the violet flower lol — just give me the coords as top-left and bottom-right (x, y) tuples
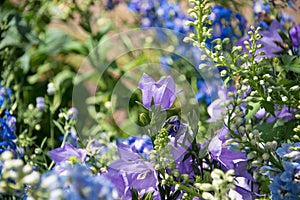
(105, 143), (159, 200)
(138, 73), (179, 110)
(289, 24), (300, 51)
(208, 128), (258, 199)
(49, 143), (87, 173)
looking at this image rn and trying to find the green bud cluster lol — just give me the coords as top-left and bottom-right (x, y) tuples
(150, 128), (175, 170)
(194, 169), (235, 200)
(0, 151), (40, 196)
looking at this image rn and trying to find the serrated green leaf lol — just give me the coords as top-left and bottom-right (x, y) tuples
(245, 101), (261, 120)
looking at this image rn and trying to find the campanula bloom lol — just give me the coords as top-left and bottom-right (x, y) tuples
(49, 143), (87, 173)
(289, 24), (300, 54)
(105, 143), (159, 200)
(138, 73), (179, 110)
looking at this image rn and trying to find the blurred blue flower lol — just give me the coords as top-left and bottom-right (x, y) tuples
(127, 0), (191, 34)
(0, 111), (17, 154)
(268, 143), (300, 199)
(67, 107), (78, 120)
(36, 163), (116, 200)
(206, 5), (247, 48)
(36, 97), (45, 111)
(0, 84), (12, 108)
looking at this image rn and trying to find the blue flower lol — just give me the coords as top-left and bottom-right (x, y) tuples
(36, 97), (45, 111)
(117, 135), (153, 159)
(34, 163), (116, 200)
(127, 0), (192, 34)
(0, 111), (17, 154)
(206, 5), (247, 49)
(268, 143), (300, 199)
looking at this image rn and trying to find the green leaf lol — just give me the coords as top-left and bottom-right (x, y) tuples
(142, 192), (153, 200)
(63, 40), (89, 56)
(19, 53), (31, 73)
(130, 187), (139, 200)
(52, 120), (65, 134)
(53, 70), (75, 88)
(245, 101), (260, 120)
(38, 28), (70, 55)
(281, 55), (300, 74)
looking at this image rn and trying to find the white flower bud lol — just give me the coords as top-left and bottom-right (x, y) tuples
(281, 96), (288, 102)
(22, 171), (40, 185)
(202, 192), (214, 200)
(259, 80), (264, 85)
(1, 151), (13, 160)
(247, 152), (256, 160)
(262, 153), (269, 160)
(200, 183), (214, 191)
(220, 70), (227, 77)
(23, 164), (33, 174)
(290, 85), (300, 91)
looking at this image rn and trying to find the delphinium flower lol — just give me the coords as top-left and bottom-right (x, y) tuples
(105, 142), (159, 199)
(31, 163), (117, 200)
(117, 135), (153, 159)
(253, 0), (273, 30)
(49, 143), (87, 174)
(138, 73), (180, 111)
(278, 12), (295, 30)
(256, 105), (297, 123)
(127, 0), (191, 34)
(0, 111), (18, 155)
(206, 5), (247, 49)
(267, 143), (300, 199)
(0, 85), (19, 157)
(0, 84), (12, 108)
